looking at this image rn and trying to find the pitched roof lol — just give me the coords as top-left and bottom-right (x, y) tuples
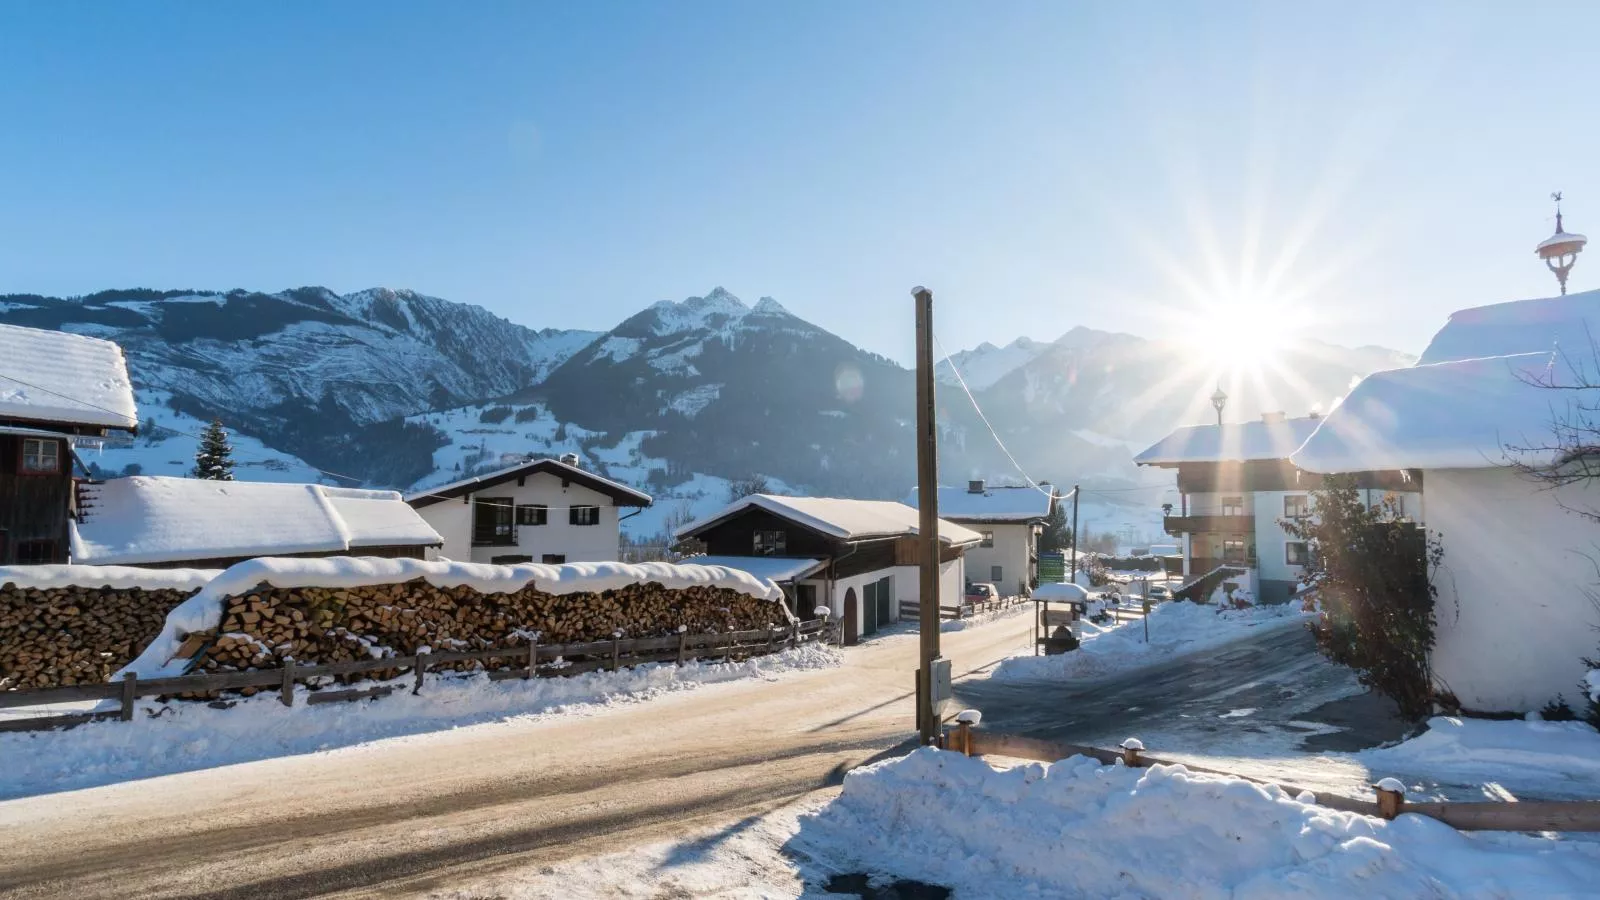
(676, 494), (984, 546)
(0, 323), (138, 431)
(905, 484), (1055, 523)
(681, 555), (828, 583)
(406, 457), (652, 508)
(1134, 416), (1322, 467)
(71, 476), (442, 566)
(1417, 287), (1600, 365)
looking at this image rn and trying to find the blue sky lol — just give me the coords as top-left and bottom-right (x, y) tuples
(0, 1), (1596, 363)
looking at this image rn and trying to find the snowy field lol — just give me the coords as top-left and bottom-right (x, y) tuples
(1351, 715), (1600, 802)
(434, 747), (1600, 899)
(989, 599), (1313, 682)
(0, 643), (839, 801)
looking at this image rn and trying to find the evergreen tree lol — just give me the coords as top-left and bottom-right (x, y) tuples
(192, 419), (236, 481)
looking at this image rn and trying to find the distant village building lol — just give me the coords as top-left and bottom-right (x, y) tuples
(1136, 412), (1419, 604)
(0, 323), (139, 565)
(905, 480), (1055, 595)
(72, 476), (441, 568)
(406, 455), (651, 563)
(1294, 286), (1600, 713)
(674, 493), (981, 642)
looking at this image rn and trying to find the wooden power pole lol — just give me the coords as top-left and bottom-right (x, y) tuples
(913, 286), (944, 746)
(1068, 483), (1080, 582)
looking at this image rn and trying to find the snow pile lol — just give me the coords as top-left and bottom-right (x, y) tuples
(123, 556), (789, 678)
(0, 642), (840, 801)
(0, 564), (219, 592)
(990, 600), (1310, 682)
(1354, 716), (1600, 801)
(0, 322), (138, 429)
(799, 748), (1600, 898)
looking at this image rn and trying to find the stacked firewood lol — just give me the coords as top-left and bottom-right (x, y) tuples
(0, 584), (195, 689)
(197, 578), (785, 675)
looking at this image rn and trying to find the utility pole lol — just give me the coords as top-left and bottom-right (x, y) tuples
(1068, 483), (1080, 583)
(913, 286), (944, 746)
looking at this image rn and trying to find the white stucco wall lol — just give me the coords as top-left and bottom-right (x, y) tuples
(1428, 467), (1600, 712)
(799, 557), (967, 640)
(412, 473), (625, 564)
(957, 523), (1034, 596)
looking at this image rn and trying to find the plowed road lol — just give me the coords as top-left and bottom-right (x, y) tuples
(0, 617), (1034, 900)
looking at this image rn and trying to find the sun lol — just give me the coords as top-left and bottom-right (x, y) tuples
(1188, 296), (1299, 374)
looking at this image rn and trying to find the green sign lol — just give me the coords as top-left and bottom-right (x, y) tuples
(1038, 551), (1065, 583)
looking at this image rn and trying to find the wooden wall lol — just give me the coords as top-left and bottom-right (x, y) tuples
(0, 435), (71, 564)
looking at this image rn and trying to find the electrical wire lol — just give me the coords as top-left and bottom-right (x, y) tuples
(932, 335), (1072, 503)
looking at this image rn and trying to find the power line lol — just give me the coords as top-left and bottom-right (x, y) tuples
(932, 334), (1069, 502)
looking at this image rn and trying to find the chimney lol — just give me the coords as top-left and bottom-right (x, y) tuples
(1307, 410), (1322, 420)
(968, 479), (986, 494)
(1261, 411), (1287, 424)
(560, 452), (581, 468)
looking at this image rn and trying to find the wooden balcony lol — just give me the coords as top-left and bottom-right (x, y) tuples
(1162, 514), (1255, 537)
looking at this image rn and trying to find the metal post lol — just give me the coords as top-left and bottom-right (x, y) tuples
(913, 286), (942, 746)
(1068, 484), (1080, 583)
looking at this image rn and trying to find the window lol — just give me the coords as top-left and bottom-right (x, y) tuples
(20, 438), (60, 475)
(980, 531), (994, 548)
(1221, 496), (1245, 517)
(569, 505), (600, 526)
(1222, 539), (1246, 564)
(473, 497), (515, 545)
(515, 504), (548, 526)
(541, 554), (566, 564)
(1286, 541), (1309, 567)
(991, 565), (1003, 582)
(491, 554), (532, 564)
(15, 539), (56, 565)
(753, 529), (787, 555)
(1283, 494), (1310, 519)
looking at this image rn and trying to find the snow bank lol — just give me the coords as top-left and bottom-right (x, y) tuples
(800, 748), (1600, 898)
(990, 600), (1311, 682)
(122, 557), (788, 678)
(0, 643), (840, 801)
(1354, 716), (1600, 801)
(0, 564), (219, 592)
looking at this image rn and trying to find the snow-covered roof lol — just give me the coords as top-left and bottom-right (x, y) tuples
(676, 494), (985, 546)
(684, 555), (827, 583)
(407, 457), (651, 508)
(72, 476), (442, 565)
(0, 323), (137, 431)
(1134, 416), (1322, 466)
(1417, 287), (1600, 365)
(1291, 352), (1583, 473)
(904, 484), (1055, 523)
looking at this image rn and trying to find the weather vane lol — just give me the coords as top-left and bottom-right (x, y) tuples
(1537, 191), (1586, 295)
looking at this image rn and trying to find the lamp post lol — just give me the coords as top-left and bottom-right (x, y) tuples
(1210, 385), (1228, 427)
(1537, 192), (1587, 296)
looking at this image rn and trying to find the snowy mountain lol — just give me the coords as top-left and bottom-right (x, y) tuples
(936, 336), (1050, 390)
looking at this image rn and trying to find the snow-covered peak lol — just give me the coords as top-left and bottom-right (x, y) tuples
(752, 296), (791, 317)
(937, 335), (1051, 390)
(640, 288), (752, 336)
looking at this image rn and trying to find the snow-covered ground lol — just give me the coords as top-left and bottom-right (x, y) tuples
(0, 643), (839, 801)
(435, 747), (1600, 899)
(1350, 715), (1600, 802)
(989, 599), (1312, 682)
(76, 388), (323, 482)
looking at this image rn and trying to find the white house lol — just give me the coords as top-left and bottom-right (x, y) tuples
(674, 494), (982, 643)
(405, 455), (652, 563)
(1293, 287), (1600, 712)
(1137, 413), (1421, 604)
(72, 476), (441, 567)
(905, 480), (1055, 596)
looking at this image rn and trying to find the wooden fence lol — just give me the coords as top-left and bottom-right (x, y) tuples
(954, 729), (1600, 833)
(899, 593), (1028, 622)
(0, 618), (838, 734)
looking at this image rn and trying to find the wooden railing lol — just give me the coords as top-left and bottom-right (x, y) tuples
(952, 728), (1600, 833)
(898, 594), (1028, 622)
(0, 618), (838, 734)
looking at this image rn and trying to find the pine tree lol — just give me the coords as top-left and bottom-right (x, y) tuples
(192, 419), (236, 481)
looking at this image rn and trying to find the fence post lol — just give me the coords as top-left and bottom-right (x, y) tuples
(678, 630), (688, 666)
(526, 641), (538, 680)
(1121, 737), (1145, 767)
(280, 660), (295, 708)
(1375, 778), (1407, 819)
(413, 653), (429, 695)
(766, 627), (775, 654)
(120, 672), (137, 722)
(610, 636), (621, 672)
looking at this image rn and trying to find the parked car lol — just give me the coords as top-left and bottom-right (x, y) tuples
(966, 582), (999, 604)
(1147, 585), (1171, 602)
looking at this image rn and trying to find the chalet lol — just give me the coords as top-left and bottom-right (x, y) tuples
(0, 323), (139, 565)
(405, 455), (651, 563)
(1293, 286), (1600, 712)
(674, 494), (982, 643)
(72, 476), (441, 567)
(1136, 412), (1420, 604)
(905, 480), (1056, 596)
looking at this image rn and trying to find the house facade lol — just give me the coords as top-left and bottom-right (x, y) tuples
(1293, 286), (1600, 712)
(0, 323), (139, 565)
(406, 455), (652, 563)
(1137, 412), (1419, 604)
(675, 494), (981, 643)
(905, 480), (1055, 596)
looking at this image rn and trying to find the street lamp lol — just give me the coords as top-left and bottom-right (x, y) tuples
(1538, 192), (1587, 296)
(1210, 384), (1228, 426)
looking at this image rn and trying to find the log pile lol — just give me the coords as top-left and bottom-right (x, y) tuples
(196, 578), (787, 679)
(0, 584), (196, 690)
